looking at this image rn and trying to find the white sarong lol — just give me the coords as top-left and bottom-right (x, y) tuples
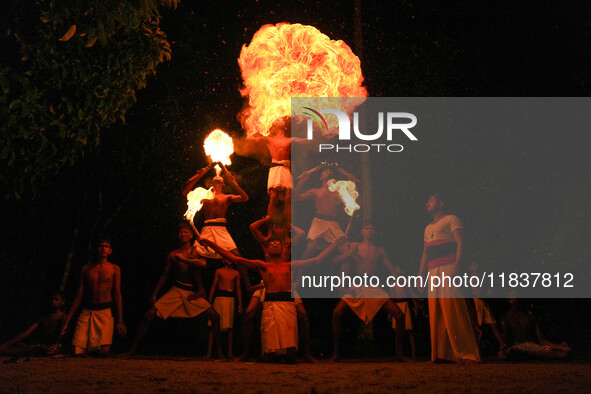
(194, 218), (238, 259)
(268, 160), (292, 190)
(261, 299), (298, 353)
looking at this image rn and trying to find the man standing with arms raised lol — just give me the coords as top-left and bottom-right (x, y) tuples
(199, 235), (345, 363)
(295, 163), (358, 258)
(189, 162), (249, 258)
(184, 161), (251, 293)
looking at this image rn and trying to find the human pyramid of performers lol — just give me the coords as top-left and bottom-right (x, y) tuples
(0, 22), (572, 365)
(0, 124), (573, 364)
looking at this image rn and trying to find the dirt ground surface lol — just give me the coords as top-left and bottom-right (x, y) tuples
(1, 357), (590, 393)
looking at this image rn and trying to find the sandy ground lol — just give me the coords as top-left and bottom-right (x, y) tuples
(1, 357), (590, 393)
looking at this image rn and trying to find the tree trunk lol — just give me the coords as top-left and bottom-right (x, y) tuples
(59, 192), (88, 292)
(354, 0), (373, 223)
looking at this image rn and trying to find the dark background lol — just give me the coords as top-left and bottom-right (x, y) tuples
(1, 0), (590, 358)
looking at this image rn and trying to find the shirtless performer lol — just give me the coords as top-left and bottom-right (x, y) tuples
(243, 216), (316, 362)
(247, 118), (292, 224)
(295, 163), (359, 258)
(329, 222), (407, 362)
(188, 163), (248, 257)
(205, 259), (242, 359)
(500, 297), (571, 360)
(249, 215), (306, 261)
(125, 224), (224, 359)
(60, 238), (126, 356)
(183, 161), (251, 292)
(0, 294), (66, 359)
(198, 236), (345, 363)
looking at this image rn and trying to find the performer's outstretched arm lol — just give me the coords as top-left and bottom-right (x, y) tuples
(249, 215), (270, 248)
(0, 321), (39, 351)
(332, 242), (357, 265)
(334, 164), (360, 183)
(293, 236), (347, 267)
(182, 162), (217, 196)
(198, 238), (264, 272)
(175, 252), (207, 269)
(221, 163), (249, 203)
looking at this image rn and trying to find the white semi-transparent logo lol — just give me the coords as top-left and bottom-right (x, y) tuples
(304, 108), (418, 152)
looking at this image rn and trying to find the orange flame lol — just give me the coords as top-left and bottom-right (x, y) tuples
(204, 129), (234, 175)
(204, 129), (234, 165)
(328, 180), (360, 216)
(185, 187), (214, 221)
(238, 23), (368, 137)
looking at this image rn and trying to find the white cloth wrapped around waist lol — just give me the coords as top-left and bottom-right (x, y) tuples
(268, 160), (292, 190)
(194, 218), (238, 258)
(261, 293), (298, 353)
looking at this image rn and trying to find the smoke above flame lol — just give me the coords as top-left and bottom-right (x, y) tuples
(328, 179), (360, 216)
(238, 23), (368, 137)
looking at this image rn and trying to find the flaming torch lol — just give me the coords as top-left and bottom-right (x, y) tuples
(185, 187), (214, 222)
(328, 179), (360, 235)
(183, 129), (233, 236)
(238, 23), (368, 138)
(184, 187), (214, 237)
(203, 129), (234, 176)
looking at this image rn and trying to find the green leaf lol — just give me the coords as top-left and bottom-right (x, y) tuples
(9, 99), (21, 110)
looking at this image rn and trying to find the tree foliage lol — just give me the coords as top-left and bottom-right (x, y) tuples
(0, 0), (178, 199)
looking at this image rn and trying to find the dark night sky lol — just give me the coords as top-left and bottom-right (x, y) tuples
(1, 0), (590, 356)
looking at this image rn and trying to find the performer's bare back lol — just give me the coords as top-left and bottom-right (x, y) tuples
(266, 133), (291, 161)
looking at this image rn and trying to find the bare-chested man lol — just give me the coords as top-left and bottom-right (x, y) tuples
(249, 215), (306, 261)
(125, 224), (224, 359)
(329, 222), (408, 362)
(205, 259), (242, 359)
(499, 297), (570, 360)
(246, 119), (293, 224)
(243, 216), (316, 362)
(0, 293), (66, 360)
(184, 161), (250, 293)
(189, 163), (249, 256)
(60, 238), (126, 356)
(266, 121), (292, 223)
(199, 235), (345, 363)
(295, 163), (359, 258)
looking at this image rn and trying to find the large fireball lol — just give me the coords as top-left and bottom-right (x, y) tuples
(238, 23), (368, 137)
